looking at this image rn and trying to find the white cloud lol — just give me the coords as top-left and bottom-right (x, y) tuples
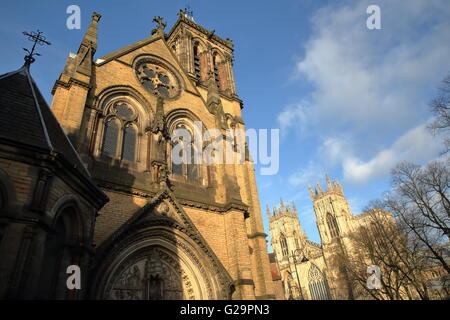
(281, 0), (450, 185)
(288, 161), (325, 187)
(328, 122), (443, 185)
(296, 0), (450, 135)
(277, 100), (312, 136)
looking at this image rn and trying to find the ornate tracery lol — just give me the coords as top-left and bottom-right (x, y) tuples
(308, 264), (330, 300)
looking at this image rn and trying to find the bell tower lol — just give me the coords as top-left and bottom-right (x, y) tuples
(309, 175), (354, 299)
(166, 9), (237, 99)
(268, 200), (307, 269)
(309, 175), (353, 245)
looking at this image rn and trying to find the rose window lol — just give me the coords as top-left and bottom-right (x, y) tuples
(135, 62), (180, 99)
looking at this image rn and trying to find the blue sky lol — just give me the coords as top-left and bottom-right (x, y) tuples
(1, 0), (449, 246)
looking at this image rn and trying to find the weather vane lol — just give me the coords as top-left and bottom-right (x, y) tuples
(184, 5), (194, 19)
(178, 5), (194, 21)
(22, 30), (51, 64)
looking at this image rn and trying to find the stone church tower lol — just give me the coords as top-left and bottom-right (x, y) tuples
(269, 176), (380, 300)
(309, 176), (354, 299)
(268, 200), (330, 300)
(48, 10), (274, 299)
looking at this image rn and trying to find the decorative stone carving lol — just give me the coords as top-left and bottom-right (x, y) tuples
(107, 247), (187, 300)
(135, 58), (182, 100)
(151, 16), (166, 36)
(156, 202), (170, 216)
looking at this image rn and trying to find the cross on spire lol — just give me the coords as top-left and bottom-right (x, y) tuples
(22, 30), (51, 64)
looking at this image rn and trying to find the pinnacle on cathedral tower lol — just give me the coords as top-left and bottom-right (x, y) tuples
(280, 198), (285, 211)
(309, 175), (345, 200)
(292, 201), (298, 215)
(326, 174), (332, 189)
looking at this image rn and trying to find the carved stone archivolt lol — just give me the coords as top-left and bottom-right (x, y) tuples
(94, 196), (232, 300)
(105, 247), (192, 300)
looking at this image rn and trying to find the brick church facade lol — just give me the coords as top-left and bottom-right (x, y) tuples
(0, 10), (275, 300)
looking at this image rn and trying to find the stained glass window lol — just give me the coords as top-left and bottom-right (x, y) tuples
(327, 213), (340, 238)
(193, 43), (200, 80)
(122, 125), (137, 161)
(280, 234), (289, 257)
(187, 143), (198, 180)
(102, 119), (119, 157)
(172, 140), (183, 176)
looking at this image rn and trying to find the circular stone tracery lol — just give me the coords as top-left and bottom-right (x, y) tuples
(134, 58), (181, 99)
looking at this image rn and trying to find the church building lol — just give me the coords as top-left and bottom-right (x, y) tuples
(268, 176), (393, 300)
(0, 10), (275, 300)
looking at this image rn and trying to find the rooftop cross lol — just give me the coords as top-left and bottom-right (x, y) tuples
(151, 16), (166, 35)
(22, 30), (51, 64)
(153, 16), (166, 28)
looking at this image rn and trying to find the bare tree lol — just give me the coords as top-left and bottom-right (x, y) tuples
(386, 160), (450, 275)
(428, 74), (450, 153)
(338, 74), (450, 300)
(337, 210), (432, 300)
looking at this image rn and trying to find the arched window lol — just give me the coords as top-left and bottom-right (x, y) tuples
(171, 139), (184, 176)
(122, 125), (137, 161)
(170, 124), (199, 181)
(187, 142), (198, 180)
(308, 264), (330, 300)
(294, 233), (300, 249)
(101, 102), (139, 162)
(102, 118), (119, 157)
(193, 42), (201, 80)
(280, 234), (289, 258)
(326, 213), (340, 238)
(212, 53), (220, 87)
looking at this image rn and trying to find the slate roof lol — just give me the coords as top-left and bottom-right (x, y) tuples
(0, 64), (91, 178)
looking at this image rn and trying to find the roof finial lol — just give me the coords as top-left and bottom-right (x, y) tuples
(266, 205), (271, 219)
(180, 5), (194, 21)
(326, 174), (332, 189)
(308, 184), (315, 199)
(280, 198), (285, 211)
(152, 16), (167, 36)
(317, 182), (323, 193)
(292, 201), (298, 215)
(22, 30), (51, 66)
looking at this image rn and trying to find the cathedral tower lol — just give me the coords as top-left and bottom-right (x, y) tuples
(309, 175), (354, 299)
(268, 200), (330, 300)
(309, 175), (353, 245)
(268, 200), (306, 264)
